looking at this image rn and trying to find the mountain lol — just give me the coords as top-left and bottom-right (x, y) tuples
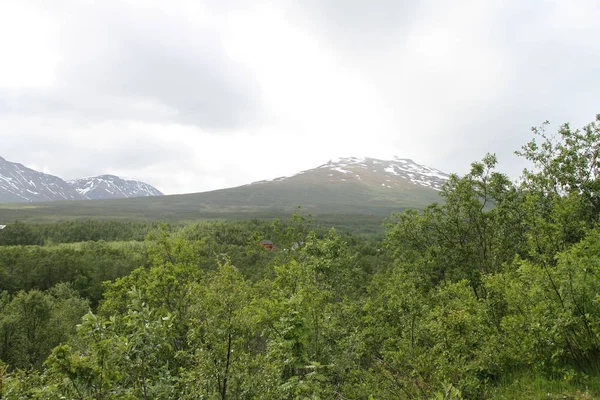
(217, 156), (451, 213)
(254, 156), (449, 191)
(68, 175), (163, 200)
(0, 156), (163, 203)
(0, 156), (86, 203)
(0, 157), (449, 232)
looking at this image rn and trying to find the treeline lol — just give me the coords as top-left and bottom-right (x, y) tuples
(0, 115), (600, 398)
(0, 220), (162, 246)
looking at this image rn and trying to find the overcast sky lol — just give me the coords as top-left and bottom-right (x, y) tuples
(1, 0), (599, 194)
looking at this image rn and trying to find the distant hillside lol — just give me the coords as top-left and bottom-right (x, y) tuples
(0, 157), (448, 232)
(0, 156), (163, 203)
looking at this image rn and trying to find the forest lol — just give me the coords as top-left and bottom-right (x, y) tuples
(1, 115), (600, 399)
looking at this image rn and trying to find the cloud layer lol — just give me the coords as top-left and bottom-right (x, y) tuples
(1, 0), (599, 194)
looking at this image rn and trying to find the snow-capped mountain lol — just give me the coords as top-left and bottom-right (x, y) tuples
(68, 175), (163, 200)
(1, 155), (449, 224)
(252, 156), (450, 191)
(0, 156), (86, 203)
(0, 156), (163, 203)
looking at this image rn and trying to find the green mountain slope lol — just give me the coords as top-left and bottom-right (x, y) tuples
(0, 157), (447, 231)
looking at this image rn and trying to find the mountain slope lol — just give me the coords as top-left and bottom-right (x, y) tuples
(68, 175), (163, 200)
(0, 156), (163, 203)
(0, 156), (86, 202)
(0, 157), (449, 228)
(227, 156), (450, 212)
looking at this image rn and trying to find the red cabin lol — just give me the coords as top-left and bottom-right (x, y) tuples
(259, 239), (274, 250)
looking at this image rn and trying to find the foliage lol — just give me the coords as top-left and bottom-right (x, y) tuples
(45, 291), (176, 399)
(0, 220), (160, 246)
(0, 283), (89, 370)
(2, 114), (600, 398)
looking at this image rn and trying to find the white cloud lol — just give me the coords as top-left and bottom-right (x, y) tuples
(1, 0), (600, 194)
(0, 2), (60, 88)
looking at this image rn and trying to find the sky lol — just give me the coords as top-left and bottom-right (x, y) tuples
(1, 0), (599, 195)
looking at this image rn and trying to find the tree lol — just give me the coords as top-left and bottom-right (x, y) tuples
(385, 154), (522, 295)
(0, 284), (88, 370)
(100, 227), (203, 353)
(516, 115), (600, 265)
(46, 290), (176, 399)
(182, 261), (257, 399)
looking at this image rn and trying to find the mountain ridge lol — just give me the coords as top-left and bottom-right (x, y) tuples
(0, 156), (448, 232)
(251, 156), (449, 191)
(68, 175), (163, 200)
(0, 157), (163, 203)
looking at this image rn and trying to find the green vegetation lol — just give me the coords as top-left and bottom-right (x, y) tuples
(1, 114), (600, 398)
(0, 220), (161, 246)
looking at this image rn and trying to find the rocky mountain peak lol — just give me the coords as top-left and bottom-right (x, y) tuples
(0, 156), (163, 203)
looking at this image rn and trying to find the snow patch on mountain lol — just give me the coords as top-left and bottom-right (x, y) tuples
(252, 157), (450, 191)
(0, 157), (86, 203)
(68, 175), (163, 200)
(0, 156), (163, 203)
